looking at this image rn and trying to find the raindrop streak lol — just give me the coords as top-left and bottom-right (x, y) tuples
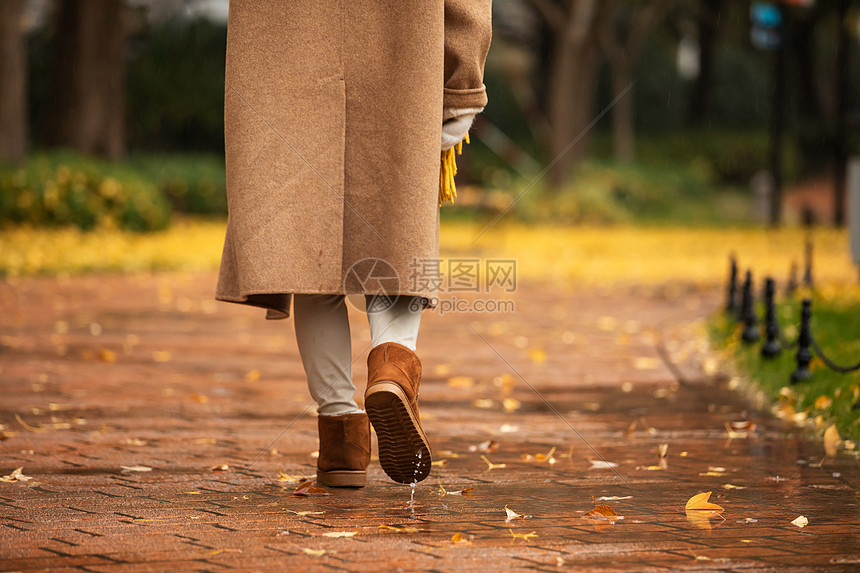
(408, 450), (422, 515)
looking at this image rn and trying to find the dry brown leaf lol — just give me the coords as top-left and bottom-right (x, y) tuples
(293, 480), (330, 497)
(824, 424), (840, 457)
(685, 491), (724, 512)
(584, 504), (617, 520)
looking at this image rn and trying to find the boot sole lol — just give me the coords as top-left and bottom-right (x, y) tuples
(316, 469), (366, 488)
(365, 382), (432, 484)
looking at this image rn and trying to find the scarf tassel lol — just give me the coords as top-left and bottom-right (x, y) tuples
(439, 132), (470, 206)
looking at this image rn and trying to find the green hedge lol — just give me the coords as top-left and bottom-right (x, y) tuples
(0, 153), (172, 232)
(127, 154), (227, 215)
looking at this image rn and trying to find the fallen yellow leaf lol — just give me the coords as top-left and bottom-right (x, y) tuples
(684, 491), (724, 512)
(824, 424), (840, 457)
(509, 529), (538, 541)
(322, 532), (356, 538)
(447, 376), (474, 388)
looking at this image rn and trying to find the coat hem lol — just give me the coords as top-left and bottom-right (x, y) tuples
(216, 289), (439, 320)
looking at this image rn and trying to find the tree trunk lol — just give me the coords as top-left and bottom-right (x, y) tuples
(611, 59), (634, 163)
(47, 0), (130, 160)
(545, 0), (601, 189)
(686, 0), (723, 127)
(0, 0), (28, 164)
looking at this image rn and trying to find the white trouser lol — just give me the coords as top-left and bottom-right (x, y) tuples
(293, 294), (423, 416)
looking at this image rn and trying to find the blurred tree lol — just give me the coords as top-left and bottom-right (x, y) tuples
(0, 0), (28, 163)
(526, 0), (608, 189)
(686, 0), (725, 126)
(45, 0), (141, 160)
(598, 0), (676, 162)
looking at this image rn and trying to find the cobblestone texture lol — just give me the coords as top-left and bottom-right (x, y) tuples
(1, 273), (858, 571)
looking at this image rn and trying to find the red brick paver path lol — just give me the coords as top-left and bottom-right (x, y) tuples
(1, 273), (858, 571)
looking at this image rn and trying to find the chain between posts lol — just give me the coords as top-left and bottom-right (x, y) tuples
(724, 248), (859, 386)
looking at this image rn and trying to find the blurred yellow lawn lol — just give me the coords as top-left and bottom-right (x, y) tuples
(0, 218), (856, 288)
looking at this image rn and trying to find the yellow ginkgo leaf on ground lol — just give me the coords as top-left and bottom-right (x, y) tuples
(634, 357), (659, 370)
(824, 424), (840, 457)
(791, 515), (808, 528)
(322, 531), (356, 538)
(509, 529), (538, 542)
(504, 505), (523, 521)
(584, 504), (618, 520)
(302, 548), (328, 557)
(379, 524), (423, 533)
(685, 491), (724, 512)
(451, 532), (473, 544)
(589, 459), (618, 469)
(528, 348), (547, 363)
(447, 376), (474, 388)
(481, 455), (506, 470)
(596, 495), (632, 501)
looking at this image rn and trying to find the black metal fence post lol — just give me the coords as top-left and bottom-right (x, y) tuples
(761, 277), (782, 358)
(790, 298), (813, 384)
(741, 271), (761, 343)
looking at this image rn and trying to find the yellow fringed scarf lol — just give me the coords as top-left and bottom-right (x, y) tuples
(439, 133), (469, 206)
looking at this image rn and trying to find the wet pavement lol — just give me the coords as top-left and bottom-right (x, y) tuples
(1, 273), (858, 571)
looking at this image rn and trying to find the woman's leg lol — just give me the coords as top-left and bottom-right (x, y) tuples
(364, 295), (431, 483)
(365, 295), (424, 350)
(293, 294), (359, 415)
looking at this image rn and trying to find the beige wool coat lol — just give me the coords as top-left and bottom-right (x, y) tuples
(215, 0), (492, 319)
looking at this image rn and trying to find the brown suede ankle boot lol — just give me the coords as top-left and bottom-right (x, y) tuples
(365, 342), (432, 484)
(316, 412), (370, 488)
